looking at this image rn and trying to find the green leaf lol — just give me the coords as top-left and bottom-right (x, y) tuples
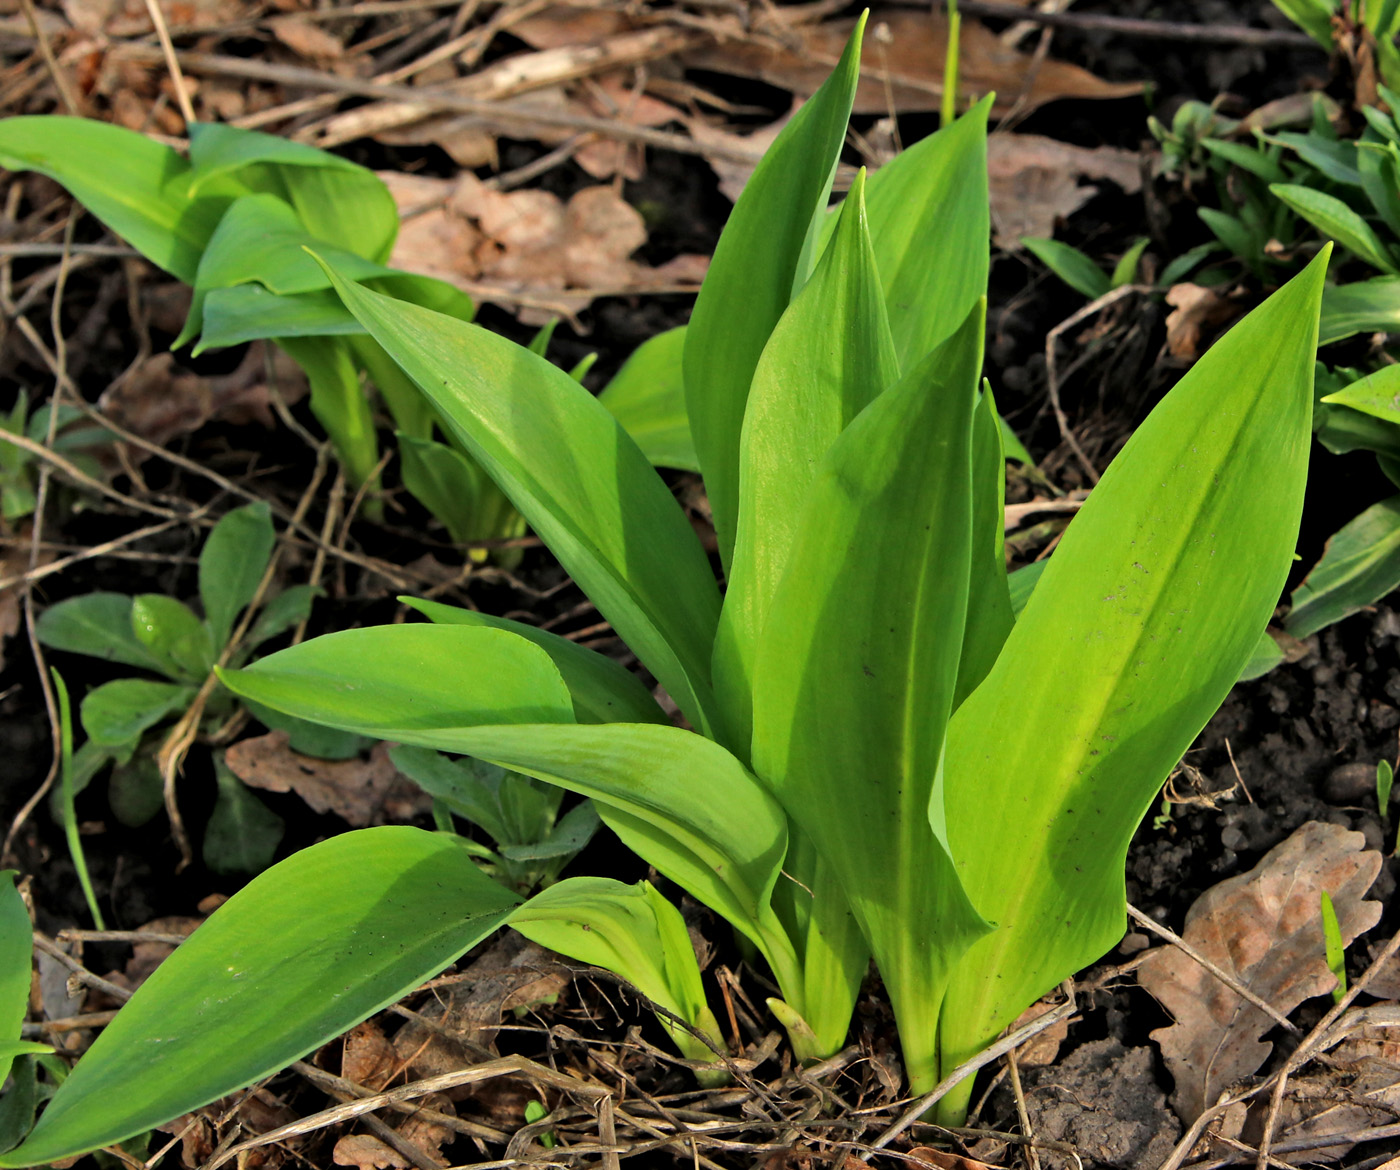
(1199, 138), (1288, 183)
(282, 165), (398, 266)
(1319, 362), (1400, 423)
(203, 758), (284, 874)
(179, 193), (393, 347)
(512, 878), (722, 1065)
(401, 597), (667, 725)
(279, 336), (379, 490)
(955, 387), (1015, 708)
(596, 328), (697, 472)
(197, 286), (362, 352)
(220, 625), (577, 741)
(36, 594), (161, 673)
(241, 699), (371, 760)
(396, 433), (495, 546)
(246, 584), (321, 649)
(1269, 0), (1337, 45)
(1272, 131), (1364, 186)
(1238, 629), (1286, 681)
(388, 745), (556, 848)
(1199, 207), (1261, 265)
(682, 16), (866, 568)
(1159, 241), (1223, 287)
(1271, 184), (1399, 273)
(0, 1057), (39, 1156)
(936, 249), (1327, 1116)
(0, 117), (232, 284)
(0, 872), (33, 1090)
(1021, 238), (1111, 300)
(81, 680), (196, 747)
(313, 261), (723, 736)
(499, 800), (600, 863)
(856, 96), (992, 370)
(1321, 890), (1346, 1002)
(1287, 494), (1400, 639)
(130, 595), (215, 683)
(1319, 277), (1400, 343)
(0, 828), (520, 1166)
(107, 754), (164, 828)
(200, 501), (276, 648)
(353, 337), (435, 440)
(1110, 237), (1151, 288)
(751, 305), (993, 1092)
(715, 170), (900, 755)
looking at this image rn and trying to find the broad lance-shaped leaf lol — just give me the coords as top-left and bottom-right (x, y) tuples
(200, 501), (275, 649)
(218, 625), (576, 737)
(715, 169), (900, 756)
(0, 117), (233, 284)
(0, 872), (44, 1091)
(0, 828), (521, 1167)
(402, 598), (668, 725)
(220, 633), (798, 987)
(314, 260), (723, 737)
(512, 878), (724, 1067)
(954, 387), (1014, 709)
(935, 249), (1329, 1121)
(825, 97), (993, 370)
(751, 304), (994, 1094)
(683, 17), (865, 569)
(1287, 494), (1400, 640)
(596, 327), (697, 472)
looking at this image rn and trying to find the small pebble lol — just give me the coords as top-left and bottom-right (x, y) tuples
(1360, 819), (1384, 851)
(1325, 762), (1377, 804)
(1118, 932), (1149, 954)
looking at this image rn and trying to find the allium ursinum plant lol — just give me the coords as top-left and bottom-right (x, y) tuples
(0, 17), (1329, 1164)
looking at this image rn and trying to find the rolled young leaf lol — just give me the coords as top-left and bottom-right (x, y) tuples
(0, 829), (520, 1167)
(714, 170), (900, 756)
(682, 17), (866, 568)
(751, 304), (994, 1093)
(512, 878), (724, 1066)
(312, 259), (723, 736)
(936, 249), (1329, 1119)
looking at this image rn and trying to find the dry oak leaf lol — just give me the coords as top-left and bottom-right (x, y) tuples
(1163, 283), (1245, 361)
(680, 9), (1140, 119)
(333, 1135), (409, 1170)
(1138, 820), (1383, 1123)
(223, 733), (431, 827)
(340, 1021), (399, 1092)
(987, 134), (1144, 246)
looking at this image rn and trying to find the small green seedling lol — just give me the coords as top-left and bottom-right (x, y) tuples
(0, 20), (1329, 1164)
(390, 745), (599, 894)
(34, 501), (336, 873)
(0, 393), (112, 522)
(1021, 236), (1150, 300)
(522, 1099), (556, 1149)
(1321, 889), (1348, 1004)
(1378, 758), (1394, 812)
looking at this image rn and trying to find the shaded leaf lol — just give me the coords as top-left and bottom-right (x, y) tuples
(1287, 494), (1400, 639)
(81, 680), (195, 747)
(202, 759), (285, 874)
(200, 502), (276, 649)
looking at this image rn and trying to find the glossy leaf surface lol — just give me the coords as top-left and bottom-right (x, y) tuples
(937, 251), (1327, 1110)
(315, 263), (722, 735)
(715, 172), (899, 753)
(751, 307), (992, 1091)
(683, 18), (865, 566)
(403, 598), (667, 725)
(36, 594), (162, 673)
(2, 829), (519, 1166)
(596, 327), (697, 471)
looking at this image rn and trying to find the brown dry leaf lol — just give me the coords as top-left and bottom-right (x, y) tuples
(333, 1135), (409, 1169)
(341, 1021), (399, 1091)
(383, 171), (706, 324)
(1138, 820), (1383, 1122)
(909, 1148), (998, 1170)
(97, 345), (294, 449)
(1163, 283), (1244, 360)
(1008, 997), (1069, 1069)
(686, 105), (793, 204)
(268, 14), (345, 61)
(398, 1092), (456, 1161)
(61, 0), (243, 37)
(1364, 935), (1400, 998)
(223, 734), (432, 827)
(511, 5), (630, 50)
(158, 1088), (298, 1169)
(1269, 1024), (1400, 1161)
(393, 934), (569, 1077)
(681, 10), (1140, 119)
(987, 134), (1143, 246)
(572, 74), (683, 180)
